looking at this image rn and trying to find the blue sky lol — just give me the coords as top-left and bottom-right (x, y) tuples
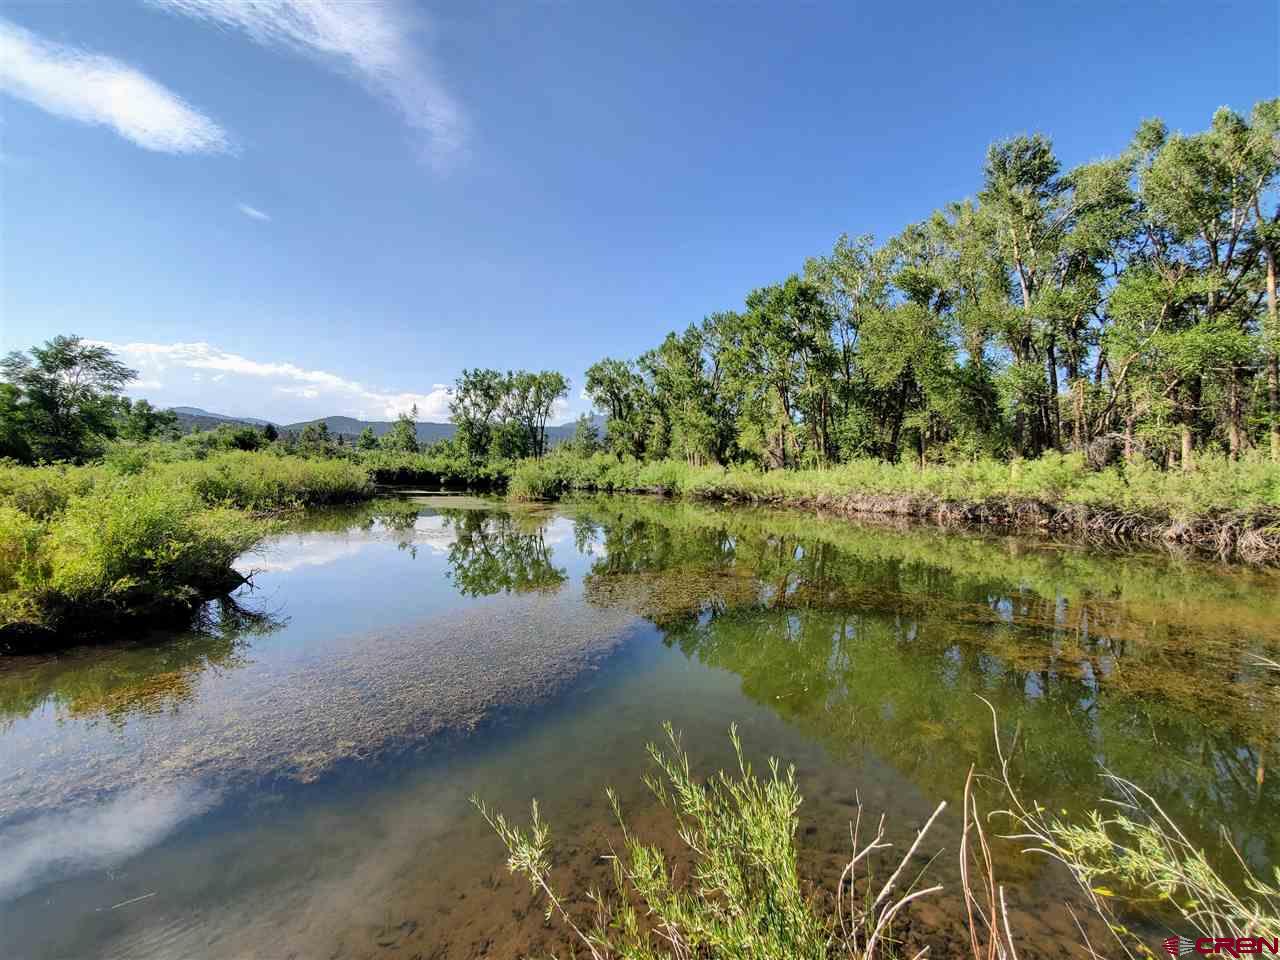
(1, 1), (1275, 424)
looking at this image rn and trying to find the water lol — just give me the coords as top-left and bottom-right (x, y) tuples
(1, 494), (1277, 959)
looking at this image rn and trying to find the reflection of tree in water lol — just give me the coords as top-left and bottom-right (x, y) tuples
(0, 596), (285, 728)
(569, 498), (1280, 879)
(440, 509), (567, 597)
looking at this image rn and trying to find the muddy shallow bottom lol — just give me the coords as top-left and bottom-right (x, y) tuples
(0, 494), (1276, 959)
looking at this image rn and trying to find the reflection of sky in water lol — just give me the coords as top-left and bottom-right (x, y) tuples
(0, 783), (217, 902)
(233, 514), (465, 577)
(235, 536), (373, 574)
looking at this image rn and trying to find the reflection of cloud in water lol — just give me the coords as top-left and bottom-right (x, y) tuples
(235, 535), (372, 575)
(0, 783), (217, 902)
(540, 517), (576, 547)
(409, 517), (458, 554)
(236, 522), (463, 574)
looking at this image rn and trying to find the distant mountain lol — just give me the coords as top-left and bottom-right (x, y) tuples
(282, 416), (454, 443)
(170, 406), (272, 426)
(280, 414), (605, 446)
(168, 406), (604, 446)
(169, 407), (273, 433)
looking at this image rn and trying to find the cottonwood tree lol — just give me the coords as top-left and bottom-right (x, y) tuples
(450, 368), (506, 461)
(1119, 103), (1279, 467)
(502, 371), (569, 458)
(585, 358), (649, 459)
(0, 335), (138, 462)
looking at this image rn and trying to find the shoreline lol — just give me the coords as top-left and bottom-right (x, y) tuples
(517, 478), (1280, 565)
(686, 488), (1280, 564)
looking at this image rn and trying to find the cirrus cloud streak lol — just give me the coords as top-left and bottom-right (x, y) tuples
(148, 0), (465, 165)
(0, 16), (229, 154)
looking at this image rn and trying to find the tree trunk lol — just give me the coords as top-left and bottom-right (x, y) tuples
(1187, 373), (1205, 452)
(1271, 352), (1280, 464)
(1227, 367), (1243, 460)
(1123, 400), (1134, 463)
(1046, 339), (1061, 451)
(1264, 231), (1280, 462)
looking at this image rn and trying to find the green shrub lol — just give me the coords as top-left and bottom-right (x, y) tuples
(159, 451), (371, 511)
(359, 450), (512, 489)
(0, 505), (48, 624)
(0, 461), (104, 520)
(475, 725), (940, 960)
(43, 476), (263, 611)
(508, 458), (565, 501)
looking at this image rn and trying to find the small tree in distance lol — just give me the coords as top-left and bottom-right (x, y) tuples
(381, 405), (420, 453)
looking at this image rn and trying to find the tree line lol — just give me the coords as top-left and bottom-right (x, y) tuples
(583, 101), (1280, 471)
(0, 334), (576, 465)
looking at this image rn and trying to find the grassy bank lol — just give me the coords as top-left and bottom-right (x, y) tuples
(0, 451), (372, 647)
(510, 451), (1280, 562)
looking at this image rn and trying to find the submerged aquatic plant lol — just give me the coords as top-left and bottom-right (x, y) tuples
(477, 711), (1280, 959)
(475, 722), (945, 960)
(982, 695), (1280, 957)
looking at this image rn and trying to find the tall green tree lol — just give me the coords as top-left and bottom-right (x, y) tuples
(0, 335), (137, 462)
(501, 371), (569, 459)
(585, 358), (649, 459)
(719, 277), (834, 468)
(1119, 102), (1279, 467)
(450, 368), (506, 460)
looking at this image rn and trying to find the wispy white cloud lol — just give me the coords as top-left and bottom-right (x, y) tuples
(237, 202), (271, 221)
(149, 0), (464, 165)
(0, 16), (229, 154)
(98, 340), (454, 419)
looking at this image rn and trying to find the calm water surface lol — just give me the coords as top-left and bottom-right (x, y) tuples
(1, 494), (1277, 959)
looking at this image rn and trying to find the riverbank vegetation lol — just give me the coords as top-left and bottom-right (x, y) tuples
(498, 100), (1280, 555)
(568, 101), (1280, 474)
(478, 720), (1280, 960)
(510, 449), (1280, 560)
(0, 451), (373, 644)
